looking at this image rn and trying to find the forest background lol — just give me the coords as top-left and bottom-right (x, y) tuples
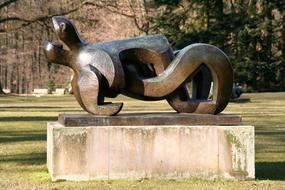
(0, 0), (284, 94)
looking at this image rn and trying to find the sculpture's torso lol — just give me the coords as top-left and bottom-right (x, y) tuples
(90, 35), (175, 100)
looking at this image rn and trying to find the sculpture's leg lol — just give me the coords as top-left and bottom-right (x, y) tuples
(166, 45), (232, 114)
(126, 44), (233, 114)
(76, 68), (123, 116)
(167, 87), (217, 114)
(167, 65), (214, 114)
(192, 66), (212, 99)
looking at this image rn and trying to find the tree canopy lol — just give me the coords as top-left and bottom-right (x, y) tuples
(151, 0), (285, 92)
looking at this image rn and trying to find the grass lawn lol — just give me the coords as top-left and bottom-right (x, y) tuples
(0, 93), (285, 189)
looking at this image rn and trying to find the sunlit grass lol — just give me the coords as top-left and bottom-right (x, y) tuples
(0, 93), (285, 189)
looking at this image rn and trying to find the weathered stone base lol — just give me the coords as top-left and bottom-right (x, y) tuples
(47, 116), (254, 181)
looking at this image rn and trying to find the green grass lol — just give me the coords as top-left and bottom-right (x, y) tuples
(0, 93), (285, 189)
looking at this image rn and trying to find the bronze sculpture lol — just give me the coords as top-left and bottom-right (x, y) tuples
(44, 16), (233, 116)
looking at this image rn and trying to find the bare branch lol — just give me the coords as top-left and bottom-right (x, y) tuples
(0, 0), (18, 10)
(0, 0), (91, 33)
(0, 0), (150, 34)
(84, 1), (134, 19)
(0, 17), (30, 24)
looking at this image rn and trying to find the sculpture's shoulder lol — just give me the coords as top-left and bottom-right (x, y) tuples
(93, 34), (171, 55)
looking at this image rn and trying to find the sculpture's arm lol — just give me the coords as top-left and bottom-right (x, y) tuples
(76, 67), (123, 116)
(78, 48), (124, 92)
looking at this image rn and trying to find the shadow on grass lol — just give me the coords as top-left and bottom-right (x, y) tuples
(230, 98), (251, 103)
(0, 132), (46, 143)
(0, 116), (51, 143)
(0, 152), (46, 165)
(0, 106), (71, 109)
(0, 116), (57, 122)
(0, 109), (80, 113)
(256, 162), (285, 180)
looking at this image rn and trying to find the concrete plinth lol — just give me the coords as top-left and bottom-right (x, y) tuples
(47, 114), (254, 181)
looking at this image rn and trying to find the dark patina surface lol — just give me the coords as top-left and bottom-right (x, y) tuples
(44, 16), (233, 116)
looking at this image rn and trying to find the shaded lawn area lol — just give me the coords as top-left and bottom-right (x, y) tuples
(0, 93), (285, 189)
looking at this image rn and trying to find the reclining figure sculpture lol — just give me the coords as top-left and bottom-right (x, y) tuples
(44, 16), (233, 116)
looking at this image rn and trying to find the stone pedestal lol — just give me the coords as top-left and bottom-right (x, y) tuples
(47, 113), (254, 181)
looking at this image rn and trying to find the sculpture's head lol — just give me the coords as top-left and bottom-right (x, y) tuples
(43, 16), (84, 68)
(51, 16), (84, 49)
